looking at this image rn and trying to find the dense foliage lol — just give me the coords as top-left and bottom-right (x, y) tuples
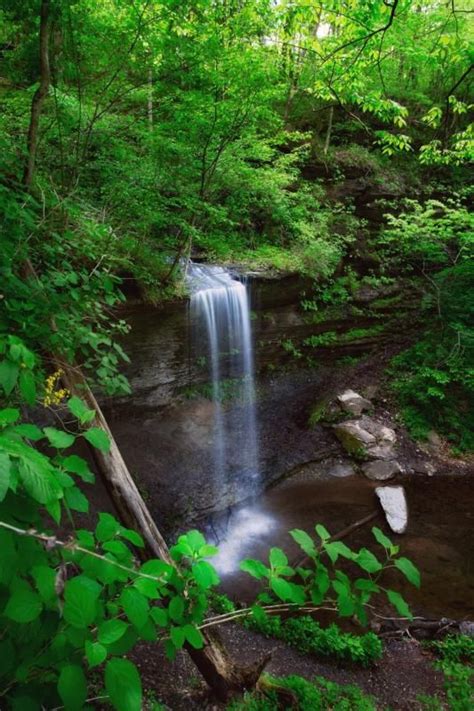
(0, 0), (473, 708)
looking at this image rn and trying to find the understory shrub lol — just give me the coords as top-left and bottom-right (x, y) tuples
(227, 674), (377, 711)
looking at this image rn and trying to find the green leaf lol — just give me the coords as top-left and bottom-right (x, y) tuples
(199, 544), (218, 557)
(43, 427), (75, 450)
(183, 624), (204, 649)
(150, 608), (168, 627)
(337, 592), (355, 617)
(83, 427), (110, 453)
(96, 512), (120, 542)
(0, 408), (20, 425)
(354, 578), (379, 593)
(269, 547), (288, 568)
(170, 626), (186, 649)
(270, 577), (305, 604)
(315, 524), (330, 541)
(240, 558), (269, 580)
(64, 486), (89, 513)
(120, 588), (149, 629)
(140, 559), (172, 578)
(168, 596), (185, 623)
(105, 659), (142, 711)
(355, 548), (382, 573)
(386, 590), (413, 619)
(18, 460), (62, 504)
(0, 452), (11, 501)
(0, 360), (19, 395)
(68, 396), (96, 424)
(324, 541), (354, 563)
(85, 640), (107, 668)
(371, 526), (393, 550)
(98, 619), (129, 645)
(32, 565), (57, 603)
(191, 560), (220, 589)
(19, 370), (36, 405)
(63, 576), (101, 628)
(394, 557), (421, 588)
(183, 529), (206, 553)
(58, 665), (87, 711)
(120, 528), (144, 548)
(290, 529), (315, 556)
(13, 424), (43, 441)
(62, 455), (94, 483)
(4, 589), (43, 623)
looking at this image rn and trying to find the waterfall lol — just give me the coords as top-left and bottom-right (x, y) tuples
(187, 263), (259, 493)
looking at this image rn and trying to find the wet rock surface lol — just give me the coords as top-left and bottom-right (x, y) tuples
(362, 459), (402, 481)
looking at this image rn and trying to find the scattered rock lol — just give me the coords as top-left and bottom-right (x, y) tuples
(412, 460), (437, 476)
(333, 416), (397, 460)
(364, 385), (379, 400)
(327, 461), (356, 478)
(376, 486), (408, 534)
(337, 389), (372, 416)
(362, 460), (402, 481)
(459, 621), (474, 637)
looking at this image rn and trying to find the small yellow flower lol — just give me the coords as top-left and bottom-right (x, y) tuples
(43, 370), (69, 407)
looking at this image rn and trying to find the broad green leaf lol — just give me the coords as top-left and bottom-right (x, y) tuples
(85, 640), (107, 668)
(58, 665), (87, 711)
(270, 577), (305, 604)
(19, 370), (36, 405)
(354, 578), (379, 593)
(394, 557), (421, 588)
(134, 577), (160, 598)
(83, 427), (111, 453)
(183, 624), (204, 649)
(0, 360), (19, 395)
(105, 658), (142, 711)
(62, 454), (94, 483)
(13, 424), (43, 441)
(18, 460), (62, 504)
(355, 548), (382, 573)
(98, 619), (129, 645)
(170, 626), (186, 649)
(184, 529), (206, 552)
(64, 486), (89, 513)
(43, 427), (75, 450)
(269, 547), (288, 568)
(290, 529), (315, 556)
(191, 560), (220, 589)
(0, 408), (20, 425)
(240, 559), (269, 580)
(324, 541), (354, 563)
(371, 526), (393, 550)
(32, 565), (57, 603)
(337, 592), (355, 617)
(199, 544), (218, 557)
(120, 588), (149, 629)
(168, 596), (185, 623)
(315, 524), (330, 541)
(96, 512), (120, 542)
(67, 396), (96, 424)
(63, 576), (101, 628)
(0, 452), (11, 501)
(120, 527), (145, 548)
(140, 559), (172, 578)
(386, 590), (413, 619)
(4, 589), (43, 623)
(150, 608), (168, 627)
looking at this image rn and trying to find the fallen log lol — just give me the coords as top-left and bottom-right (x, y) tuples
(373, 616), (474, 640)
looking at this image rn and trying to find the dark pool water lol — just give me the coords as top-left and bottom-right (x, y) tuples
(210, 474), (474, 620)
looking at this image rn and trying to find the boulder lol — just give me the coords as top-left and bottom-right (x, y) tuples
(362, 460), (401, 481)
(333, 416), (397, 460)
(375, 486), (408, 534)
(337, 389), (372, 416)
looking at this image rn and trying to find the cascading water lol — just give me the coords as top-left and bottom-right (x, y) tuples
(187, 263), (259, 490)
(187, 263), (273, 572)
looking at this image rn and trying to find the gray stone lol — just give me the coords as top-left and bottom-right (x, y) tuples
(412, 460), (437, 476)
(327, 461), (356, 478)
(337, 389), (372, 416)
(333, 416), (397, 460)
(375, 486), (408, 534)
(459, 621), (474, 637)
(362, 460), (401, 481)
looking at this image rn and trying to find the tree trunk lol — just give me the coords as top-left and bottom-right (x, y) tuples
(147, 66), (153, 130)
(324, 106), (334, 155)
(23, 0), (51, 188)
